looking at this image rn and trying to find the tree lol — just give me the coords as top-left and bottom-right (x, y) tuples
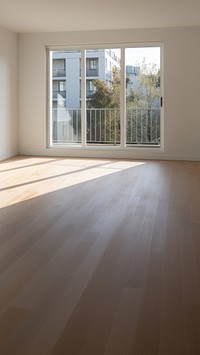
(87, 66), (120, 144)
(126, 88), (141, 108)
(88, 66), (120, 109)
(125, 59), (160, 143)
(89, 60), (160, 110)
(88, 80), (113, 108)
(138, 59), (160, 109)
(110, 66), (120, 108)
(137, 59), (160, 142)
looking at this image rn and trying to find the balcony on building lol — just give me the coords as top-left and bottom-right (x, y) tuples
(53, 91), (66, 99)
(86, 68), (99, 76)
(53, 68), (66, 77)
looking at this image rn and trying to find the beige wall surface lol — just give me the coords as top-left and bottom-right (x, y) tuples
(0, 26), (18, 161)
(18, 27), (200, 160)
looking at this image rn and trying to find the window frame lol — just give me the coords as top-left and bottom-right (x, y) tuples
(46, 43), (164, 152)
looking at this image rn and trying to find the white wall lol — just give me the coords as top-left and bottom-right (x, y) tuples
(18, 27), (200, 160)
(0, 26), (18, 161)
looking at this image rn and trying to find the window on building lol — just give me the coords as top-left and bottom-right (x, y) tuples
(53, 59), (66, 77)
(89, 59), (97, 69)
(86, 57), (99, 77)
(59, 81), (66, 91)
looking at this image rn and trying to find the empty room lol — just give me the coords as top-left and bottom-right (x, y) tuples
(1, 0), (200, 354)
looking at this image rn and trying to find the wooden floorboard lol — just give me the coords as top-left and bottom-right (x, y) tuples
(0, 156), (200, 354)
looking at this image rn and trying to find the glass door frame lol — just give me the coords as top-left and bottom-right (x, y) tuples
(46, 43), (164, 151)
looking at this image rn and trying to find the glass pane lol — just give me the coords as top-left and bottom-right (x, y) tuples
(86, 49), (121, 145)
(125, 47), (161, 145)
(51, 50), (81, 145)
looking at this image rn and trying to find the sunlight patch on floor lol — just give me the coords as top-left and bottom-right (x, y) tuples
(0, 157), (145, 208)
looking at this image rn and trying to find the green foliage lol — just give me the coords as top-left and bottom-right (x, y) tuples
(87, 66), (120, 144)
(126, 88), (141, 108)
(88, 79), (112, 108)
(110, 66), (120, 108)
(137, 59), (160, 109)
(88, 66), (120, 109)
(88, 60), (160, 110)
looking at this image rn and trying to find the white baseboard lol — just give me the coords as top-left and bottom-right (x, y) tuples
(18, 147), (200, 162)
(0, 152), (18, 162)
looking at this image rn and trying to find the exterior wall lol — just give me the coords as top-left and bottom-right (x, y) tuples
(18, 27), (200, 160)
(66, 54), (80, 108)
(0, 26), (18, 161)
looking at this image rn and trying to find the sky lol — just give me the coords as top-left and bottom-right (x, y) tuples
(113, 47), (160, 69)
(125, 47), (160, 68)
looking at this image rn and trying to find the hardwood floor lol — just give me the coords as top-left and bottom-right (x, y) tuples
(0, 155), (200, 355)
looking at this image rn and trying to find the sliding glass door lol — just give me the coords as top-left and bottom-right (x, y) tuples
(48, 45), (162, 149)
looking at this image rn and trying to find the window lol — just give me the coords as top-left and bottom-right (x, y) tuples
(59, 81), (66, 91)
(89, 59), (97, 69)
(53, 59), (66, 77)
(87, 80), (96, 94)
(48, 45), (162, 149)
(86, 57), (99, 77)
(89, 81), (95, 92)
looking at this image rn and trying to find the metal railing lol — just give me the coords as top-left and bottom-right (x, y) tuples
(52, 108), (160, 145)
(86, 69), (99, 77)
(126, 108), (160, 145)
(86, 108), (120, 144)
(53, 69), (66, 77)
(53, 91), (66, 99)
(79, 69), (99, 77)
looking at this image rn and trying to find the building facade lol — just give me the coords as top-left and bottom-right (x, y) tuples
(52, 49), (121, 109)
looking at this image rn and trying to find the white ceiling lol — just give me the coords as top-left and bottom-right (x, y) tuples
(0, 0), (200, 34)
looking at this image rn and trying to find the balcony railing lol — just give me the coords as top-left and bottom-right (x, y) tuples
(53, 91), (66, 99)
(86, 69), (99, 76)
(126, 108), (160, 145)
(86, 90), (96, 97)
(52, 108), (160, 145)
(79, 69), (99, 77)
(53, 69), (66, 77)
